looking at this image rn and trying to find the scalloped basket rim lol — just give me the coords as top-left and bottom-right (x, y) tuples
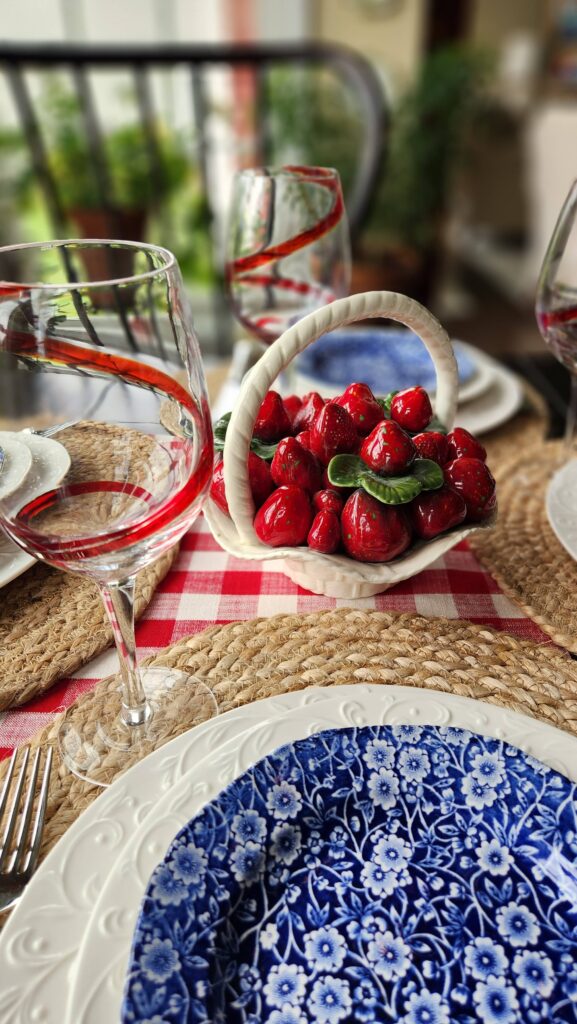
(204, 498), (496, 594)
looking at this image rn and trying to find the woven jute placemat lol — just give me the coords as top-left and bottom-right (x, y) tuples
(469, 439), (577, 652)
(3, 607), (576, 878)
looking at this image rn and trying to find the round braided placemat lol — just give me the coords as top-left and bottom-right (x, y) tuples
(482, 378), (549, 467)
(469, 439), (577, 652)
(3, 607), (576, 874)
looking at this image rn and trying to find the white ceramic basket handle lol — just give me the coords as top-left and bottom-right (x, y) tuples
(223, 290), (458, 546)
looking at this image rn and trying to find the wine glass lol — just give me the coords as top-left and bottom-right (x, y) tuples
(0, 240), (215, 785)
(536, 178), (577, 458)
(225, 165), (351, 358)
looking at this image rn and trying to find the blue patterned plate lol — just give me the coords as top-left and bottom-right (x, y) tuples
(122, 726), (577, 1023)
(295, 329), (476, 394)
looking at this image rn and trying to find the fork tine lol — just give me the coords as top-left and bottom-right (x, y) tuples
(10, 749), (42, 874)
(22, 747), (52, 876)
(0, 748), (30, 872)
(0, 750), (18, 824)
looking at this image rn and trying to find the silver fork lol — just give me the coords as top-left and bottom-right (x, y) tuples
(0, 747), (53, 913)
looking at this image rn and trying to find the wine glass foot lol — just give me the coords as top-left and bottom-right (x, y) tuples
(58, 669), (218, 787)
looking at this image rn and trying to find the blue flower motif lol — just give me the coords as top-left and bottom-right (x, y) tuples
(260, 922), (279, 950)
(473, 976), (519, 1023)
(367, 928), (411, 980)
(270, 823), (302, 865)
(268, 1007), (307, 1024)
(304, 926), (346, 972)
(309, 976), (351, 1023)
(393, 724), (423, 744)
(402, 988), (450, 1024)
(168, 841), (207, 885)
(149, 865), (188, 907)
(266, 781), (302, 820)
(368, 768), (399, 809)
(513, 950), (555, 998)
(398, 746), (430, 783)
(464, 937), (509, 981)
(353, 979), (378, 1022)
(496, 902), (541, 948)
(238, 964), (262, 993)
(263, 964), (306, 1009)
(471, 750), (506, 787)
(230, 841), (265, 885)
(361, 857), (397, 896)
(140, 937), (180, 983)
(364, 738), (395, 770)
(461, 775), (498, 810)
(374, 833), (412, 872)
(477, 838), (513, 876)
(231, 809), (267, 845)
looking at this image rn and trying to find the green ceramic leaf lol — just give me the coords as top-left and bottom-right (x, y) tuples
(377, 391), (398, 416)
(361, 471), (422, 505)
(213, 412), (232, 451)
(213, 411), (278, 460)
(425, 414), (448, 435)
(327, 454), (366, 488)
(250, 438), (278, 461)
(412, 458), (444, 490)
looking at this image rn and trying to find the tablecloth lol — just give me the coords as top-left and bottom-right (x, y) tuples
(0, 514), (552, 760)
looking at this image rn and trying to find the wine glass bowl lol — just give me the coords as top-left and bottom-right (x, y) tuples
(225, 165), (351, 347)
(0, 240), (215, 783)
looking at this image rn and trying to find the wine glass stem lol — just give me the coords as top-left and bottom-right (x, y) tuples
(99, 578), (151, 728)
(565, 373), (577, 458)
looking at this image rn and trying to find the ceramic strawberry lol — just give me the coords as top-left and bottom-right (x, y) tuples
(313, 488), (344, 514)
(341, 490), (412, 562)
(445, 427), (487, 463)
(307, 509), (341, 553)
(390, 386), (433, 433)
(211, 453), (274, 516)
(293, 392), (325, 433)
(283, 394), (303, 429)
(412, 431), (450, 466)
(409, 485), (467, 540)
(444, 457), (496, 521)
(271, 437), (322, 492)
(310, 404), (358, 466)
(335, 382), (384, 436)
(296, 430), (314, 452)
(253, 390), (292, 442)
(360, 420), (417, 475)
(254, 485), (313, 547)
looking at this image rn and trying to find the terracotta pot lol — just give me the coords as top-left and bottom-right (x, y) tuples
(351, 244), (437, 308)
(69, 208), (148, 307)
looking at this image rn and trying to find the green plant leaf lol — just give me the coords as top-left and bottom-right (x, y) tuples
(327, 454), (366, 488)
(412, 458), (444, 490)
(213, 411), (278, 460)
(361, 471), (422, 505)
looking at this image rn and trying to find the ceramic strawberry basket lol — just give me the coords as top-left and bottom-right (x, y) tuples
(205, 291), (496, 598)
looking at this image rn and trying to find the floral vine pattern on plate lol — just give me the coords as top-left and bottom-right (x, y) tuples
(122, 725), (577, 1024)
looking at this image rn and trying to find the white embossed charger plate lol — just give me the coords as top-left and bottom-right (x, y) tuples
(546, 458), (577, 563)
(66, 684), (577, 1024)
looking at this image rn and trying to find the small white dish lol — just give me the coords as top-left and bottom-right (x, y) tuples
(0, 435), (32, 499)
(0, 431), (71, 588)
(546, 458), (577, 562)
(454, 357), (525, 436)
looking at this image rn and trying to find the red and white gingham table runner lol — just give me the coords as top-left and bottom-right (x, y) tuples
(0, 515), (551, 760)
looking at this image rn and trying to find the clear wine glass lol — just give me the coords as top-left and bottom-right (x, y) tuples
(225, 165), (351, 353)
(536, 178), (577, 459)
(0, 240), (216, 786)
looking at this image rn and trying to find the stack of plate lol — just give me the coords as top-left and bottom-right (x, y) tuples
(2, 683), (577, 1023)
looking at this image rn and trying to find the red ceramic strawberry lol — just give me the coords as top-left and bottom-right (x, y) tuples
(313, 488), (344, 514)
(293, 392), (325, 433)
(210, 453), (274, 516)
(412, 431), (450, 466)
(307, 509), (341, 554)
(271, 437), (322, 492)
(335, 382), (384, 436)
(283, 394), (303, 429)
(296, 430), (314, 452)
(444, 457), (496, 521)
(390, 386), (433, 433)
(360, 420), (417, 475)
(445, 427), (487, 463)
(310, 404), (358, 466)
(254, 485), (313, 547)
(409, 485), (467, 540)
(253, 390), (292, 442)
(341, 490), (411, 562)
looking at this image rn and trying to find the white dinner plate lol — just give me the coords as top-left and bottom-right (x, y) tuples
(0, 435), (32, 499)
(68, 684), (577, 1024)
(0, 432), (71, 589)
(454, 356), (525, 436)
(546, 457), (577, 562)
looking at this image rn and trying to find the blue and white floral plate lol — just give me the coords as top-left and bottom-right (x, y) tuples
(122, 724), (577, 1024)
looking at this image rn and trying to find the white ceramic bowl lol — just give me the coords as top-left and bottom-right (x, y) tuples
(204, 291), (493, 597)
